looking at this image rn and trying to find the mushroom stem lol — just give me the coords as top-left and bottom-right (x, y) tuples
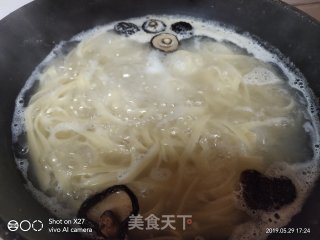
(99, 210), (121, 239)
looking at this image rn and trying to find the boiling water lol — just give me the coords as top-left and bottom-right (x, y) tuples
(12, 15), (320, 240)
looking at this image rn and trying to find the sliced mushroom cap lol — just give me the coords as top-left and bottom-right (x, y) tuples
(151, 33), (179, 53)
(240, 170), (297, 211)
(78, 185), (139, 239)
(87, 190), (134, 223)
(171, 21), (193, 36)
(114, 22), (140, 36)
(142, 19), (166, 33)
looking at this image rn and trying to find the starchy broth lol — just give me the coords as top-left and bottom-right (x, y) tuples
(12, 15), (320, 240)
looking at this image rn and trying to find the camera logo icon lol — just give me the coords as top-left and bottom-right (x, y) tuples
(7, 220), (19, 231)
(7, 220), (43, 232)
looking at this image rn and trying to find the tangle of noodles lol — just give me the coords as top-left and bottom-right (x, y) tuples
(24, 30), (309, 239)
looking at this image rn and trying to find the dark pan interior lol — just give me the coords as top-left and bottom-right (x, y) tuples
(0, 0), (319, 239)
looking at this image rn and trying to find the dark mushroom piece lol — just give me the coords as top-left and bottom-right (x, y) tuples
(151, 33), (179, 53)
(142, 19), (166, 33)
(78, 185), (139, 239)
(171, 21), (193, 36)
(240, 170), (297, 211)
(114, 22), (140, 36)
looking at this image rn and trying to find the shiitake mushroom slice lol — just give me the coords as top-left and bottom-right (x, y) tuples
(240, 170), (297, 211)
(151, 33), (179, 53)
(78, 185), (139, 239)
(114, 22), (140, 36)
(171, 21), (193, 36)
(142, 19), (166, 33)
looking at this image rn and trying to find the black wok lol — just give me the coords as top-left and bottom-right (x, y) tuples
(0, 0), (319, 239)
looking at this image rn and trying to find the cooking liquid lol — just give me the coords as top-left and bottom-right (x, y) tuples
(12, 16), (320, 240)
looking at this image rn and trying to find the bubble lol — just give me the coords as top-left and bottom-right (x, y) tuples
(243, 67), (281, 85)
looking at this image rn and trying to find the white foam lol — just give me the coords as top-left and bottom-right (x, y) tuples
(25, 181), (74, 219)
(243, 67), (281, 85)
